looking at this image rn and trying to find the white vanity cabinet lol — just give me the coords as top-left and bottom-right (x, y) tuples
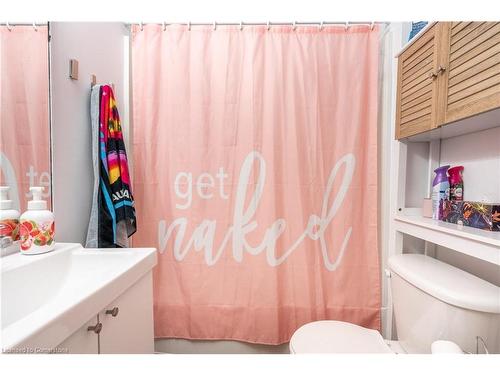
(99, 272), (154, 354)
(56, 272), (154, 354)
(57, 316), (100, 354)
(2, 244), (157, 354)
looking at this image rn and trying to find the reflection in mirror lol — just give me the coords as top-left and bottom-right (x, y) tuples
(0, 24), (51, 213)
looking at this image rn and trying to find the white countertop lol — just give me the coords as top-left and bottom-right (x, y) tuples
(1, 243), (157, 350)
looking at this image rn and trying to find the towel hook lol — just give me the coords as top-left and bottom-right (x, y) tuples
(32, 22), (38, 31)
(6, 21), (12, 31)
(239, 21), (243, 31)
(267, 21), (271, 31)
(213, 21), (217, 31)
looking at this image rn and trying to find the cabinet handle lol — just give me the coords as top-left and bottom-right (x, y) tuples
(429, 66), (446, 80)
(87, 322), (102, 334)
(437, 65), (446, 74)
(105, 307), (119, 317)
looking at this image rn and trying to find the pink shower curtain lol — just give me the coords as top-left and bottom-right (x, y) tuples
(131, 24), (380, 345)
(0, 26), (50, 211)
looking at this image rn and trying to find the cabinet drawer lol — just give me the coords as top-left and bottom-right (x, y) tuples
(440, 22), (500, 123)
(396, 24), (440, 139)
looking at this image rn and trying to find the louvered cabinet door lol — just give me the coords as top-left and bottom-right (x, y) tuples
(395, 24), (440, 139)
(439, 22), (500, 124)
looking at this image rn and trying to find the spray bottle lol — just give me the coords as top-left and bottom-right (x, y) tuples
(448, 166), (464, 201)
(432, 165), (450, 220)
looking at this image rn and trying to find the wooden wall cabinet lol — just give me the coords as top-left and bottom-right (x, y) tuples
(395, 24), (441, 139)
(438, 22), (500, 124)
(395, 22), (500, 139)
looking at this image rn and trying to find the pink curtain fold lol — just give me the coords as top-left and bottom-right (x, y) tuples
(0, 26), (50, 211)
(131, 24), (380, 345)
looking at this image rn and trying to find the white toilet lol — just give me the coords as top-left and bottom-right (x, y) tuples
(290, 254), (500, 354)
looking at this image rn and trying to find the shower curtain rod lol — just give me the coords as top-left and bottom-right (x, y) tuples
(1, 22), (48, 30)
(130, 21), (387, 30)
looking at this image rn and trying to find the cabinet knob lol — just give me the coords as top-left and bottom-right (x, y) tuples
(105, 307), (119, 317)
(429, 66), (446, 80)
(87, 322), (102, 334)
(428, 71), (438, 80)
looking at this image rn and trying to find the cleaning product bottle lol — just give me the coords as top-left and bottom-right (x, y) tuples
(19, 187), (55, 254)
(0, 186), (20, 242)
(432, 165), (450, 220)
(448, 166), (464, 201)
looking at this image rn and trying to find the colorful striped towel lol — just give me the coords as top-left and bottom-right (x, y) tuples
(86, 84), (136, 248)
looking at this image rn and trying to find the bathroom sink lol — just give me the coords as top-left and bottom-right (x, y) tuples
(1, 243), (157, 350)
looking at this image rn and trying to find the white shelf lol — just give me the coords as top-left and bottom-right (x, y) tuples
(394, 214), (500, 266)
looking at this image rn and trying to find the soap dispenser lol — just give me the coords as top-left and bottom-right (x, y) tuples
(0, 186), (20, 242)
(19, 187), (55, 254)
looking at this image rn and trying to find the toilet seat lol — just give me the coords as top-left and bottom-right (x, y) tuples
(289, 320), (393, 354)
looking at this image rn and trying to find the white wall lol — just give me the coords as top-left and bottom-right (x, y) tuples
(378, 22), (406, 340)
(405, 142), (430, 206)
(50, 22), (129, 244)
(440, 127), (500, 203)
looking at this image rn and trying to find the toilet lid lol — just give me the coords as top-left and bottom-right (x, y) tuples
(289, 320), (392, 354)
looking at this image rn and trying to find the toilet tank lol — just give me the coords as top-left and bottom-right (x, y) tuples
(389, 254), (500, 354)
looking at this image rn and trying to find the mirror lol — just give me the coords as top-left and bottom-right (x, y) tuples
(0, 24), (51, 212)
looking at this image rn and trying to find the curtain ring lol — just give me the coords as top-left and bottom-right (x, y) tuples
(32, 22), (38, 31)
(370, 21), (375, 30)
(213, 21), (217, 31)
(188, 21), (191, 31)
(344, 21), (349, 31)
(239, 21), (243, 31)
(318, 21), (324, 31)
(292, 21), (297, 31)
(267, 21), (271, 31)
(140, 22), (144, 31)
(6, 21), (12, 31)
(162, 21), (166, 31)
